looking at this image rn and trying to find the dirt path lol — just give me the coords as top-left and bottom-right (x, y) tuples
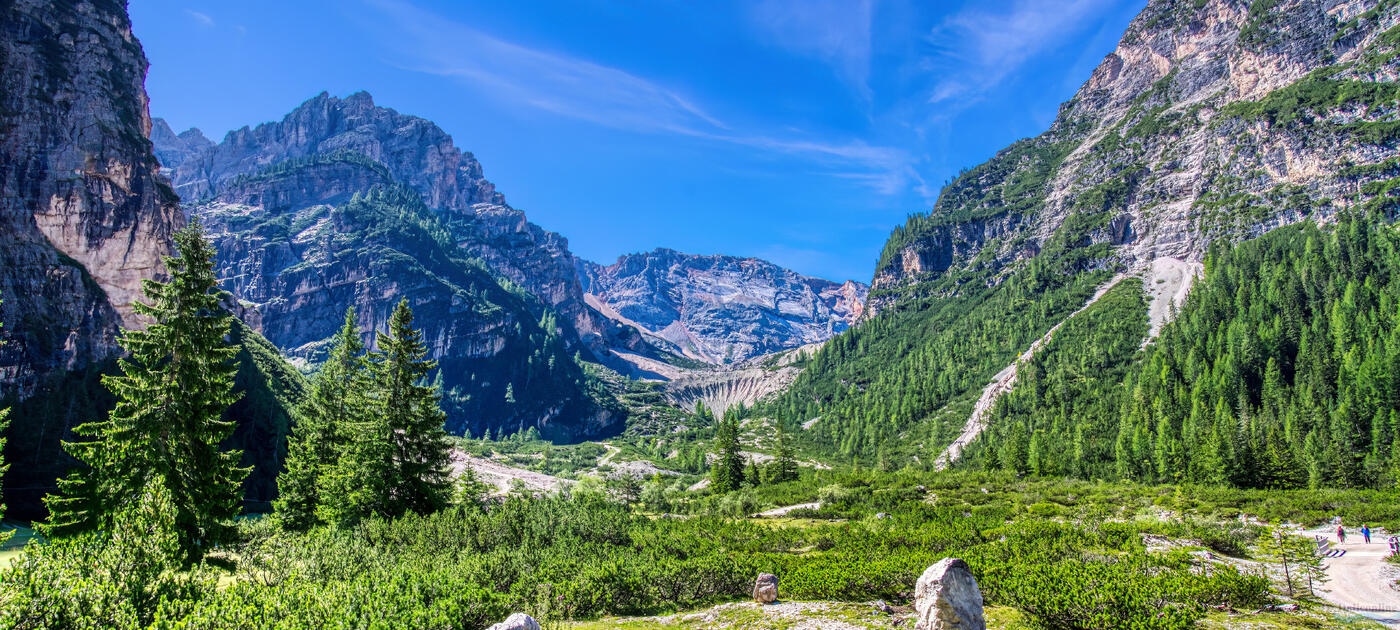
(596, 442), (621, 467)
(1302, 527), (1400, 626)
(933, 275), (1126, 470)
(752, 502), (820, 518)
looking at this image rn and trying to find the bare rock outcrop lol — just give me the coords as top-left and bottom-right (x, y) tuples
(0, 0), (182, 397)
(913, 559), (985, 630)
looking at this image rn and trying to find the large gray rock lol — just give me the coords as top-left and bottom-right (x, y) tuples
(752, 572), (780, 604)
(487, 613), (540, 630)
(914, 558), (985, 630)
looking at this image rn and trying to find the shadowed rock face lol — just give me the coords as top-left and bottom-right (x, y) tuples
(869, 0), (1400, 313)
(577, 249), (867, 364)
(0, 0), (181, 397)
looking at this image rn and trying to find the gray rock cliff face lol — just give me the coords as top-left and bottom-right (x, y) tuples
(870, 0), (1400, 313)
(0, 0), (181, 397)
(578, 249), (867, 364)
(182, 155), (618, 440)
(159, 92), (618, 360)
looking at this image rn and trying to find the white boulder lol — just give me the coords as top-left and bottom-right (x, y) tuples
(914, 558), (985, 630)
(487, 613), (541, 630)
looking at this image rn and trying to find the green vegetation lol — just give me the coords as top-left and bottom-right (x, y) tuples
(710, 410), (745, 492)
(273, 308), (364, 531)
(1237, 0), (1283, 49)
(43, 223), (247, 561)
(1220, 65), (1400, 145)
(9, 469), (1382, 629)
(764, 252), (1111, 464)
(969, 215), (1400, 490)
(974, 279), (1148, 479)
(320, 298), (454, 527)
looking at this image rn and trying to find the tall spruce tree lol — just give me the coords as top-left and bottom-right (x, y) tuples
(375, 299), (452, 516)
(273, 307), (366, 530)
(711, 416), (744, 492)
(44, 222), (246, 560)
(319, 299), (451, 525)
(771, 420), (799, 483)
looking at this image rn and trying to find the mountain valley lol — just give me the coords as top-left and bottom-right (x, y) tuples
(3, 0), (1400, 627)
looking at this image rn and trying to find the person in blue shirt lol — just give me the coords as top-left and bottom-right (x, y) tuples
(1362, 524), (1371, 544)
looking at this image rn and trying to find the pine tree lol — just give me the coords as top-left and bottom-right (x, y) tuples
(771, 421), (799, 483)
(273, 307), (366, 531)
(1257, 525), (1301, 597)
(44, 222), (246, 561)
(374, 299), (453, 517)
(711, 417), (744, 493)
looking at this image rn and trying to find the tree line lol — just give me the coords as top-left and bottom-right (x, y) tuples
(972, 214), (1400, 490)
(16, 221), (455, 562)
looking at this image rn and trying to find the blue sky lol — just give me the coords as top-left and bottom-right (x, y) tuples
(131, 0), (1145, 283)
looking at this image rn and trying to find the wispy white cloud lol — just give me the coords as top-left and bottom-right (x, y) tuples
(367, 0), (725, 136)
(365, 0), (913, 195)
(184, 9), (214, 27)
(926, 0), (1116, 105)
(748, 0), (875, 101)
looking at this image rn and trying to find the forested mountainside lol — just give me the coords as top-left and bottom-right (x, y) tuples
(0, 0), (314, 518)
(578, 249), (866, 363)
(969, 216), (1400, 490)
(763, 0), (1400, 478)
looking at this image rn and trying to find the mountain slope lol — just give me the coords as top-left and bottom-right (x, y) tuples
(967, 215), (1400, 490)
(187, 156), (619, 440)
(156, 92), (627, 362)
(872, 0), (1400, 311)
(577, 249), (867, 364)
(765, 0), (1400, 467)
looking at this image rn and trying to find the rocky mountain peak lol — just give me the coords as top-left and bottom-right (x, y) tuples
(150, 117), (212, 170)
(578, 250), (868, 364)
(869, 0), (1400, 312)
(167, 91), (505, 211)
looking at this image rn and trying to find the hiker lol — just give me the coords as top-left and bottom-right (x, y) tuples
(1362, 524), (1372, 544)
(1337, 525), (1346, 543)
(1390, 536), (1399, 556)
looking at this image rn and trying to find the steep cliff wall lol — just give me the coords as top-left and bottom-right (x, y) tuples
(0, 0), (180, 397)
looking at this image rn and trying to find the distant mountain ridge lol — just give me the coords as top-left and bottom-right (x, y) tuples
(154, 100), (624, 440)
(155, 94), (864, 373)
(577, 249), (867, 364)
